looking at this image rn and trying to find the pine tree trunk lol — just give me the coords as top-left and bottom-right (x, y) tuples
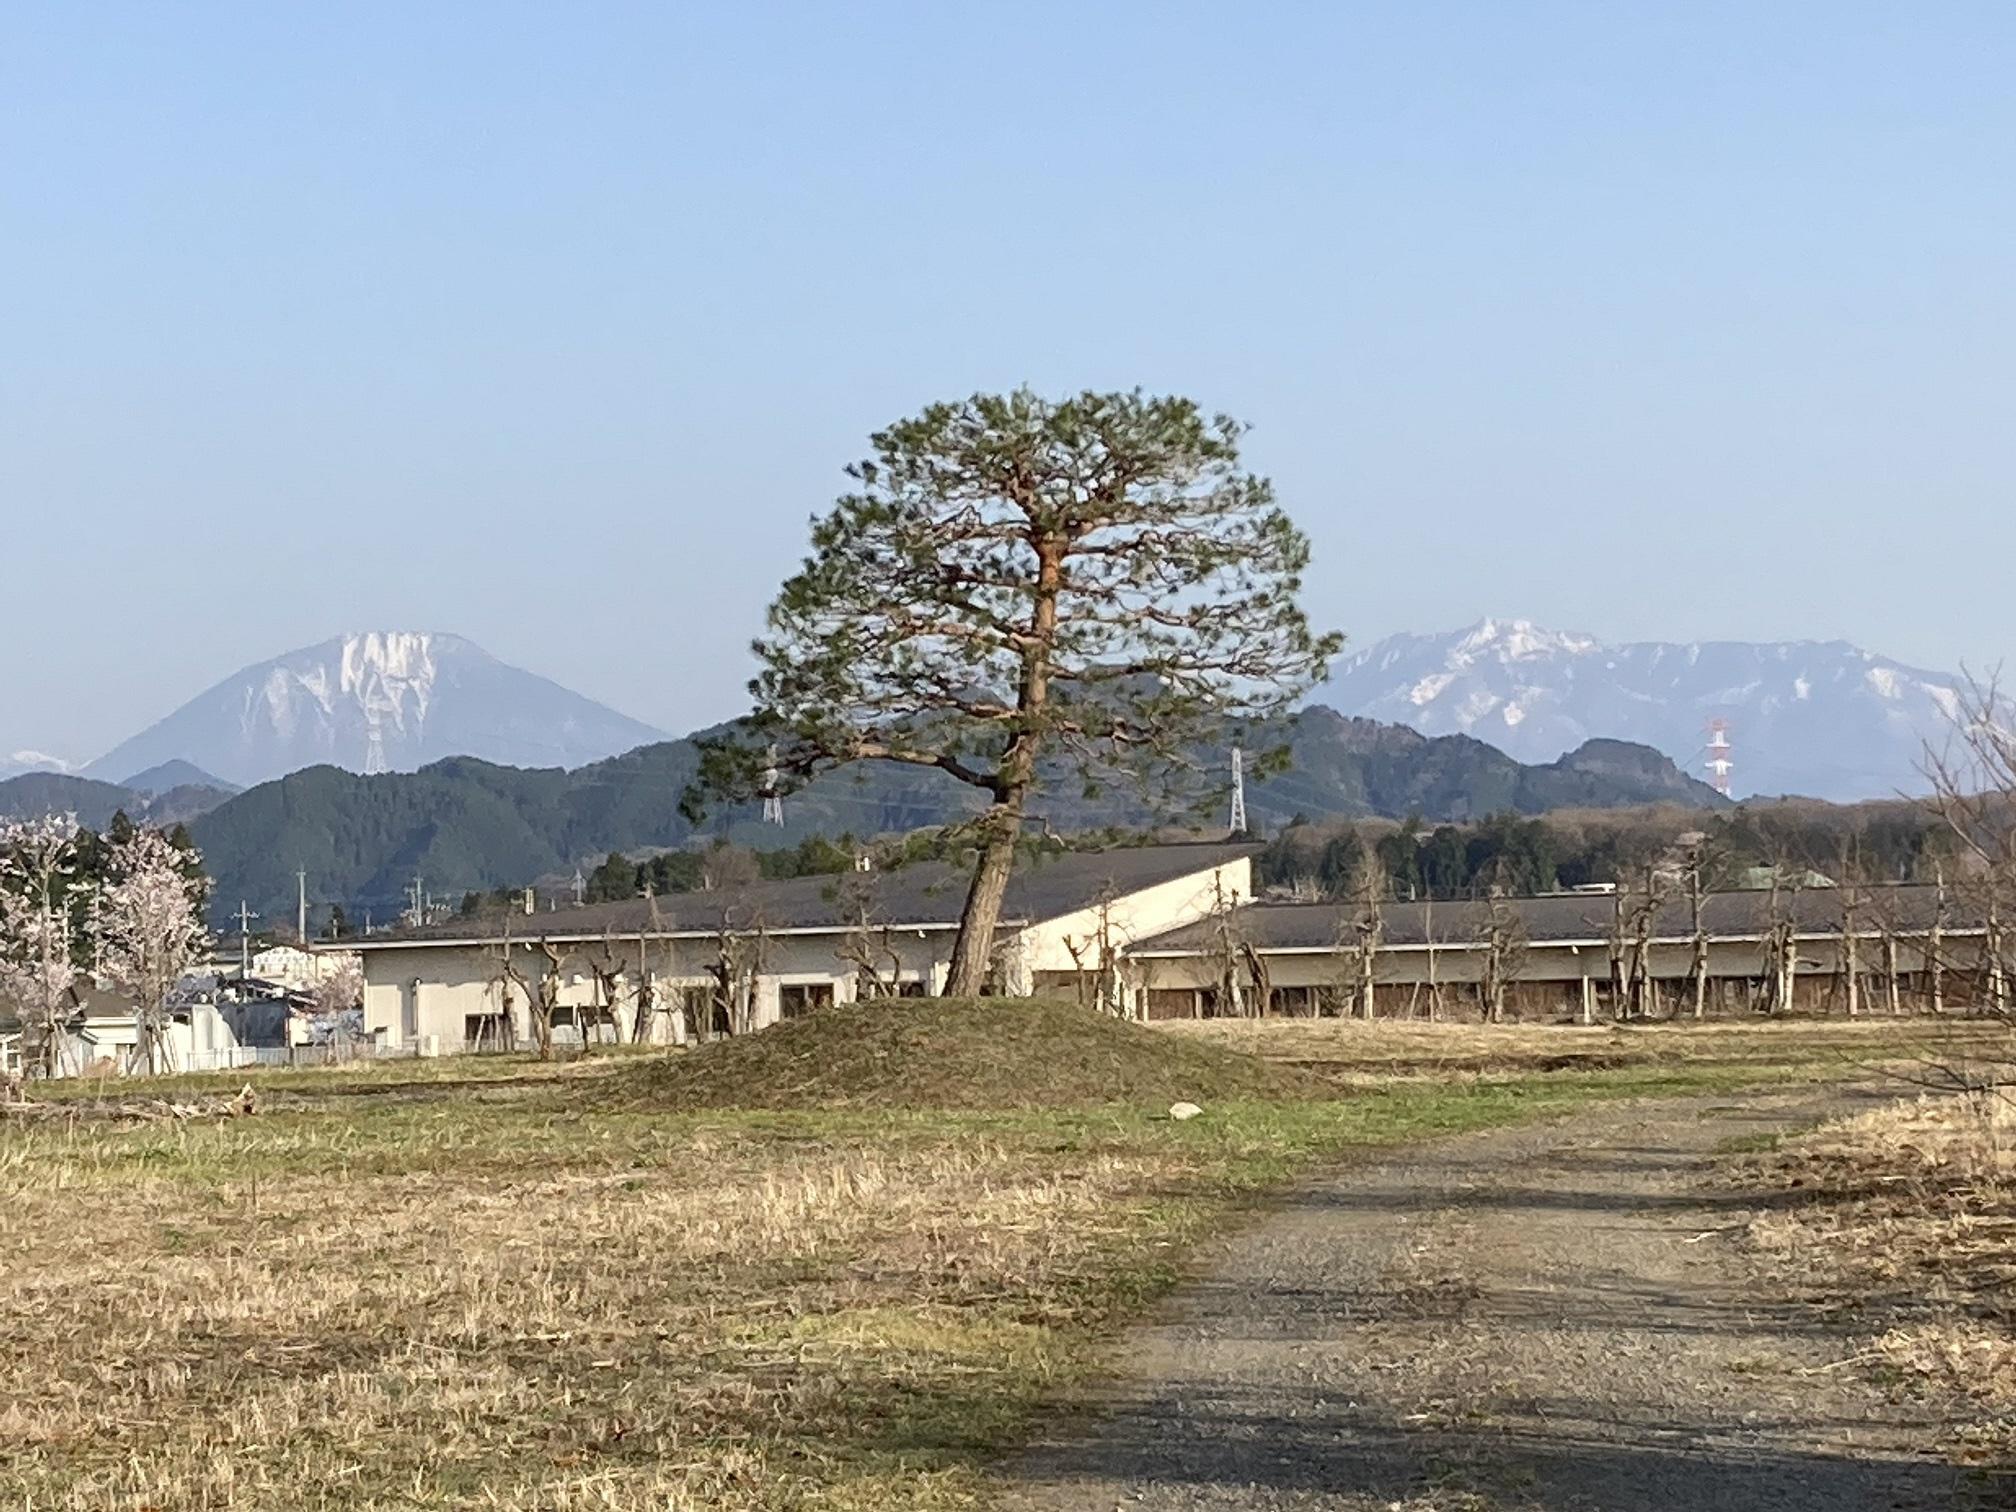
(945, 811), (1022, 996)
(943, 535), (1060, 1000)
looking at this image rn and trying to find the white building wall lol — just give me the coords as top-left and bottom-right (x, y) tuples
(359, 928), (961, 1048)
(1021, 858), (1252, 976)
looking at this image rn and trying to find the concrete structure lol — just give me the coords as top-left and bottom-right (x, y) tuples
(349, 844), (1254, 1053)
(1130, 883), (2005, 1020)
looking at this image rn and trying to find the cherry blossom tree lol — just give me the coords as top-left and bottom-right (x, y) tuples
(0, 815), (88, 1078)
(98, 827), (208, 1075)
(310, 958), (364, 1019)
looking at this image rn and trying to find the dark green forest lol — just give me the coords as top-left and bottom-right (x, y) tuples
(1255, 797), (1954, 901)
(185, 711), (1728, 927)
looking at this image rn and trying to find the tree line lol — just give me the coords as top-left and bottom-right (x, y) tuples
(1256, 797), (1957, 901)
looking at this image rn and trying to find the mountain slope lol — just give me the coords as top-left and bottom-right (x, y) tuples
(1317, 619), (1962, 800)
(83, 632), (667, 789)
(0, 772), (235, 831)
(190, 713), (1719, 924)
(123, 760), (236, 796)
(1252, 714), (1719, 825)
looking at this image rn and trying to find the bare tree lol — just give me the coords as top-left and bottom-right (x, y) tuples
(1622, 866), (1672, 1020)
(702, 913), (770, 1038)
(1057, 887), (1126, 1015)
(840, 908), (907, 1002)
(1421, 895), (1445, 1022)
(1204, 873), (1269, 1017)
(497, 936), (572, 1060)
(1681, 837), (1713, 1020)
(700, 845), (761, 893)
(1348, 840), (1384, 1020)
(1605, 886), (1628, 1023)
(581, 931), (632, 1046)
(1928, 862), (1947, 1015)
(1915, 673), (2016, 1083)
(1837, 881), (1865, 1019)
(1758, 864), (1804, 1017)
(1477, 886), (1528, 1024)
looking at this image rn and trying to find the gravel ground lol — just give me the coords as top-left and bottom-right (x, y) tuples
(995, 1087), (1974, 1511)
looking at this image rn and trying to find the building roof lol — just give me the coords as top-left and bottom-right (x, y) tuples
(1132, 882), (1990, 956)
(349, 842), (1257, 950)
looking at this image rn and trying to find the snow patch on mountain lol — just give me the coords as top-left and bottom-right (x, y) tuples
(0, 750), (76, 782)
(1316, 618), (1966, 801)
(82, 633), (668, 789)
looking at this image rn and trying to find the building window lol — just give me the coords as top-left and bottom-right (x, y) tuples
(463, 1013), (508, 1051)
(778, 983), (836, 1019)
(1268, 985), (1318, 1016)
(678, 984), (727, 1035)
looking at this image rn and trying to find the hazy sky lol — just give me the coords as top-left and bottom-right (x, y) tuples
(5, 3), (2012, 761)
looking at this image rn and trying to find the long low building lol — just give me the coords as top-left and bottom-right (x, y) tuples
(1129, 882), (2004, 1020)
(349, 849), (2008, 1048)
(350, 843), (1254, 1051)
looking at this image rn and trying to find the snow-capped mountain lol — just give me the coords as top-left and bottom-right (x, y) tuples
(82, 632), (668, 790)
(1316, 619), (1965, 802)
(0, 750), (76, 781)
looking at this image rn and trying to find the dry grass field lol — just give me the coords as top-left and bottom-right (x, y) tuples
(1167, 1013), (2004, 1083)
(1744, 1087), (2016, 1466)
(0, 1002), (1995, 1510)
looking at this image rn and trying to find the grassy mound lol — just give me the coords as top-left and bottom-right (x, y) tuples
(612, 997), (1330, 1111)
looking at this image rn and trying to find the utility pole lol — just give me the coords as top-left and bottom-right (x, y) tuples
(235, 901), (259, 979)
(297, 869), (308, 945)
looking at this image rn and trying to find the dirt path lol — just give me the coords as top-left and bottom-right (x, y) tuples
(996, 1087), (1970, 1511)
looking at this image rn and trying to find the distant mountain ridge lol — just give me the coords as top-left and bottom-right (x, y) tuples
(186, 712), (1719, 925)
(123, 760), (235, 797)
(0, 771), (236, 831)
(81, 632), (668, 789)
(1317, 618), (1963, 801)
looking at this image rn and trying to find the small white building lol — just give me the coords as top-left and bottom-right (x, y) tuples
(247, 944), (353, 988)
(50, 984), (253, 1077)
(347, 844), (1254, 1053)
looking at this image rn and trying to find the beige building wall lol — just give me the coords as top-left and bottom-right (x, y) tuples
(360, 927), (962, 1050)
(1132, 930), (1957, 1018)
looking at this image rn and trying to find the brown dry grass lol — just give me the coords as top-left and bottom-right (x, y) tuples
(0, 1061), (1607, 1510)
(614, 998), (1326, 1111)
(0, 1091), (1251, 1510)
(1745, 1085), (2016, 1465)
(1167, 1015), (2003, 1084)
(0, 1011), (1942, 1510)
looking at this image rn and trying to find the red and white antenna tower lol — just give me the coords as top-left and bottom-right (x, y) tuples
(1704, 718), (1733, 797)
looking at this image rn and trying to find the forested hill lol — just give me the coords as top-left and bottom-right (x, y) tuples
(0, 771), (236, 831)
(186, 709), (1722, 926)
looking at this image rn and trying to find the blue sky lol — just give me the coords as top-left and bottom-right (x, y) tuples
(4, 2), (2012, 760)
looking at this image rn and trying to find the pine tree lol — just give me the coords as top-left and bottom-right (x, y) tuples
(690, 389), (1339, 994)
